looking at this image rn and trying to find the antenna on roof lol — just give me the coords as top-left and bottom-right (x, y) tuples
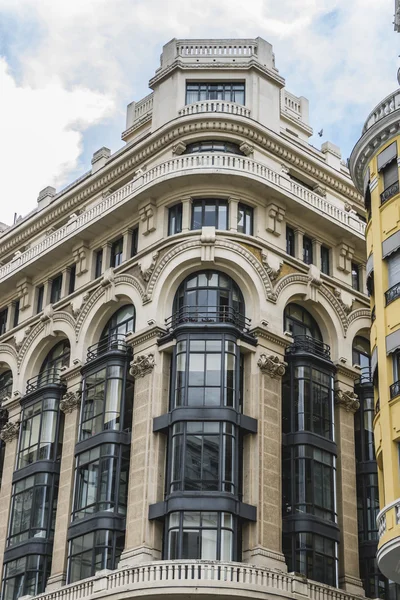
(13, 213), (17, 224)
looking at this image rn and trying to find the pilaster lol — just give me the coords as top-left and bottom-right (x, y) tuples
(229, 196), (239, 232)
(294, 229), (304, 261)
(181, 197), (191, 233)
(242, 325), (290, 571)
(334, 362), (365, 596)
(119, 325), (168, 566)
(312, 239), (321, 269)
(46, 362), (82, 591)
(122, 229), (133, 263)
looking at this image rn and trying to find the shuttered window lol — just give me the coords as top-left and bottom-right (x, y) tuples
(383, 160), (398, 190)
(377, 142), (397, 171)
(388, 249), (400, 288)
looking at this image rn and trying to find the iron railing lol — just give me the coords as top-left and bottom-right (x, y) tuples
(165, 305), (251, 331)
(390, 380), (400, 400)
(355, 366), (373, 385)
(86, 334), (130, 362)
(25, 369), (63, 394)
(385, 282), (400, 306)
(381, 181), (399, 204)
(286, 335), (331, 360)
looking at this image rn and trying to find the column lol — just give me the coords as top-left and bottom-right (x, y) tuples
(181, 197), (191, 233)
(242, 326), (289, 570)
(229, 196), (239, 232)
(119, 325), (169, 566)
(0, 396), (21, 578)
(46, 363), (82, 590)
(122, 229), (133, 262)
(61, 267), (69, 298)
(312, 239), (321, 269)
(103, 242), (112, 271)
(334, 362), (364, 596)
(294, 229), (304, 261)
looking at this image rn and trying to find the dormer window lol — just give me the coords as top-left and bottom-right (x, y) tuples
(186, 83), (245, 105)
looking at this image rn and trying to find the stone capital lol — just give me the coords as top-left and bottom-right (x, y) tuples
(335, 389), (360, 413)
(129, 353), (155, 378)
(257, 353), (287, 378)
(60, 391), (81, 414)
(0, 420), (20, 443)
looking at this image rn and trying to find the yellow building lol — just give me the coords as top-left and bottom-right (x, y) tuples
(350, 90), (400, 583)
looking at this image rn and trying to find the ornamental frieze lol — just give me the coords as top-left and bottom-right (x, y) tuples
(335, 389), (360, 413)
(0, 420), (20, 443)
(130, 353), (155, 378)
(257, 354), (287, 378)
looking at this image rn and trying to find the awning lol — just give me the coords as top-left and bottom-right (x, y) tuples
(366, 253), (374, 279)
(386, 329), (400, 355)
(377, 141), (397, 171)
(371, 346), (378, 375)
(383, 230), (400, 258)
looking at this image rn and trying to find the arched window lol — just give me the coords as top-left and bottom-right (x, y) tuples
(172, 271), (246, 329)
(0, 370), (13, 401)
(88, 305), (135, 360)
(284, 303), (322, 341)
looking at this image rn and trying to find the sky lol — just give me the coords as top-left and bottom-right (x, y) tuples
(0, 0), (398, 226)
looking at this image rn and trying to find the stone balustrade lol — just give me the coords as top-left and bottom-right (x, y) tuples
(282, 90), (302, 118)
(377, 498), (400, 540)
(178, 100), (251, 118)
(176, 40), (257, 56)
(362, 89), (400, 133)
(29, 560), (365, 600)
(0, 154), (366, 284)
(133, 92), (154, 122)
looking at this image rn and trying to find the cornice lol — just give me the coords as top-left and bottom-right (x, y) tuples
(1, 115), (361, 258)
(350, 108), (400, 193)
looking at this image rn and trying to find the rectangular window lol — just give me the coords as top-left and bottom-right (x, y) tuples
(168, 204), (183, 236)
(186, 82), (245, 105)
(351, 262), (360, 291)
(237, 203), (253, 235)
(36, 285), (44, 313)
(388, 249), (400, 289)
(13, 300), (20, 328)
(0, 308), (7, 335)
(191, 199), (228, 230)
(50, 274), (63, 304)
(68, 264), (76, 295)
(131, 227), (138, 257)
(321, 246), (330, 275)
(286, 226), (295, 257)
(303, 236), (313, 265)
(95, 249), (103, 278)
(110, 238), (123, 268)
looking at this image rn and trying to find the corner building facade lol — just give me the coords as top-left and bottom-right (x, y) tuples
(0, 37), (385, 600)
(351, 87), (400, 586)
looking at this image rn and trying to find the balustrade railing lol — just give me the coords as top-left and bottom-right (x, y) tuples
(286, 335), (331, 360)
(0, 154), (366, 284)
(25, 369), (63, 394)
(390, 379), (400, 400)
(178, 100), (251, 118)
(165, 306), (251, 332)
(377, 499), (400, 539)
(134, 92), (154, 121)
(381, 181), (399, 204)
(177, 41), (257, 56)
(385, 282), (400, 305)
(363, 90), (400, 133)
(86, 334), (131, 362)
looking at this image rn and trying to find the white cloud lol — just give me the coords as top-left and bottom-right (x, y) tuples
(0, 0), (398, 223)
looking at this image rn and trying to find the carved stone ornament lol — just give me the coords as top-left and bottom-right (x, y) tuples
(335, 389), (360, 413)
(139, 252), (159, 282)
(60, 391), (81, 414)
(257, 354), (287, 378)
(261, 253), (281, 282)
(0, 420), (20, 443)
(129, 353), (155, 378)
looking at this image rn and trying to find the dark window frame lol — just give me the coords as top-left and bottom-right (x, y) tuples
(286, 226), (295, 257)
(68, 264), (76, 295)
(110, 238), (123, 268)
(186, 82), (245, 105)
(36, 285), (44, 314)
(191, 198), (228, 230)
(67, 530), (124, 584)
(131, 227), (139, 258)
(351, 262), (360, 291)
(0, 307), (8, 336)
(320, 246), (330, 275)
(2, 554), (51, 600)
(303, 236), (313, 265)
(184, 140), (244, 155)
(283, 532), (338, 587)
(13, 300), (20, 328)
(95, 249), (103, 278)
(168, 203), (183, 236)
(50, 274), (63, 304)
(237, 203), (253, 235)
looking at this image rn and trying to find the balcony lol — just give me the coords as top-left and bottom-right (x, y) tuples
(25, 369), (63, 394)
(286, 335), (331, 360)
(0, 154), (366, 286)
(178, 100), (251, 118)
(86, 334), (131, 363)
(385, 282), (400, 305)
(363, 89), (400, 133)
(377, 498), (400, 582)
(355, 366), (373, 385)
(381, 181), (399, 204)
(27, 559), (369, 600)
(390, 379), (400, 400)
(165, 306), (251, 332)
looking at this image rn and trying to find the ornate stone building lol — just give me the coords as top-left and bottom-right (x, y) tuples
(0, 37), (389, 600)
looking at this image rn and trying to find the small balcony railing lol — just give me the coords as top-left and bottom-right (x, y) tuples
(86, 334), (130, 363)
(385, 282), (400, 305)
(355, 366), (373, 385)
(381, 181), (399, 204)
(390, 380), (400, 400)
(165, 306), (251, 332)
(286, 335), (331, 360)
(25, 369), (63, 394)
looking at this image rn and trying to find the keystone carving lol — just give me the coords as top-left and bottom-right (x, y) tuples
(335, 389), (360, 413)
(129, 353), (155, 378)
(139, 252), (159, 282)
(60, 391), (81, 414)
(266, 203), (285, 237)
(239, 142), (254, 156)
(261, 253), (281, 282)
(257, 354), (287, 378)
(0, 420), (20, 443)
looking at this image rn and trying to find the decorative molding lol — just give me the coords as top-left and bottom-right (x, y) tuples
(335, 389), (360, 413)
(257, 353), (287, 378)
(0, 343), (18, 366)
(60, 391), (81, 414)
(347, 307), (371, 326)
(139, 252), (159, 282)
(239, 142), (254, 156)
(126, 324), (167, 348)
(172, 142), (186, 155)
(129, 353), (155, 378)
(261, 253), (281, 282)
(0, 420), (20, 443)
(266, 203), (285, 237)
(333, 288), (352, 315)
(17, 321), (44, 371)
